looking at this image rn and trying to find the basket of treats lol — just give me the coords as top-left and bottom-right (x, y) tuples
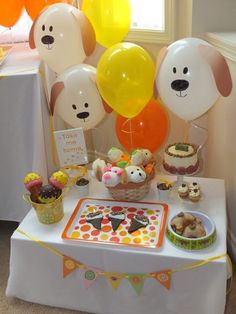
(92, 147), (155, 201)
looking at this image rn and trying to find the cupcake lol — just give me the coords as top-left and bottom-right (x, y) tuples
(108, 210), (125, 231)
(49, 170), (69, 190)
(86, 211), (103, 230)
(189, 188), (201, 202)
(178, 183), (189, 198)
(128, 214), (149, 234)
(38, 185), (61, 204)
(189, 182), (200, 191)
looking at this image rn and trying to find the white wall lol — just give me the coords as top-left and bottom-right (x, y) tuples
(192, 0), (236, 38)
(204, 33), (236, 261)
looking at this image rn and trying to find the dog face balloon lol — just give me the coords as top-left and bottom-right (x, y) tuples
(156, 38), (232, 121)
(29, 3), (96, 74)
(50, 64), (111, 130)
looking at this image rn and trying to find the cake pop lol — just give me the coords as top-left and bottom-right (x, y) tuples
(24, 172), (43, 202)
(49, 170), (69, 190)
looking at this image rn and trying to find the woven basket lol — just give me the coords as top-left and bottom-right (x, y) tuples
(107, 170), (155, 201)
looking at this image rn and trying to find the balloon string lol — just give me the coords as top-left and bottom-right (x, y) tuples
(87, 127), (108, 161)
(49, 114), (58, 167)
(183, 120), (189, 142)
(120, 119), (134, 151)
(189, 121), (208, 153)
(128, 119), (134, 151)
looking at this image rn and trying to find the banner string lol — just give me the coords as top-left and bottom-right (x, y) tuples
(16, 228), (232, 281)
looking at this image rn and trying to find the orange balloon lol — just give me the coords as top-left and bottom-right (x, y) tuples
(24, 0), (73, 20)
(116, 99), (169, 153)
(0, 0), (24, 27)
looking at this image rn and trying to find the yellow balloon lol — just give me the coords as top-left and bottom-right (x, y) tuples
(97, 43), (155, 118)
(82, 0), (131, 48)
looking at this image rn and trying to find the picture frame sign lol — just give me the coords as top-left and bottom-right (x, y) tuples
(54, 128), (88, 166)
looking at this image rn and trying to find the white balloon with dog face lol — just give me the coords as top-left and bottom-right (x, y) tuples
(156, 38), (232, 121)
(29, 3), (96, 74)
(50, 64), (111, 130)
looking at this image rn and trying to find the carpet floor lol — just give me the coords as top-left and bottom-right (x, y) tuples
(1, 220), (235, 314)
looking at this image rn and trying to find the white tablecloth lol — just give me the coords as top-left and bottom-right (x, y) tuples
(6, 174), (228, 314)
(0, 43), (54, 221)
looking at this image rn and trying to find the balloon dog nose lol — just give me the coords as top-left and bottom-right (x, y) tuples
(41, 35), (55, 45)
(77, 112), (90, 120)
(171, 79), (189, 92)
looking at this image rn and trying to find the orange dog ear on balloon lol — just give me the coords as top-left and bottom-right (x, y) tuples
(29, 3), (96, 74)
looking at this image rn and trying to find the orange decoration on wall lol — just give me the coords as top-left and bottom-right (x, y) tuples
(24, 0), (73, 21)
(116, 99), (169, 153)
(0, 0), (24, 27)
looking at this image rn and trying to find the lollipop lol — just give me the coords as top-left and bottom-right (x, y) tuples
(38, 185), (61, 204)
(49, 171), (69, 190)
(24, 172), (43, 202)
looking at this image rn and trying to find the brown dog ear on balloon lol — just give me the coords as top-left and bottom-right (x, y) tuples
(198, 44), (232, 97)
(49, 64), (112, 131)
(29, 3), (96, 74)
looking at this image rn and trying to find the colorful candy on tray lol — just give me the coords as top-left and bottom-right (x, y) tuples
(23, 170), (69, 204)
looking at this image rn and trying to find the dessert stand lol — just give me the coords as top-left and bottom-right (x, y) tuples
(162, 120), (208, 192)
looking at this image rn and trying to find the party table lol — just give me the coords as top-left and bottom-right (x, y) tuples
(6, 174), (228, 314)
(0, 43), (54, 221)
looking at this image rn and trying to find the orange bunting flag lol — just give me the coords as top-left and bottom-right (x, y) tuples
(63, 255), (80, 278)
(127, 274), (145, 295)
(151, 269), (171, 290)
(106, 273), (124, 290)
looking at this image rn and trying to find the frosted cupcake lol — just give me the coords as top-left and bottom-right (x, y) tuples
(178, 183), (189, 198)
(189, 188), (201, 202)
(189, 182), (200, 191)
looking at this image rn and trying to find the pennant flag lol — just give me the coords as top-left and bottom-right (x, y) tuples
(106, 273), (124, 290)
(127, 274), (145, 295)
(151, 269), (171, 290)
(83, 266), (101, 289)
(63, 255), (80, 278)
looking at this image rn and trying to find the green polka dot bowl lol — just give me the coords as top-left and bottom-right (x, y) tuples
(23, 192), (65, 224)
(166, 211), (216, 250)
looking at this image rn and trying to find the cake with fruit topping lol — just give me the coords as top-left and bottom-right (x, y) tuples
(163, 143), (199, 175)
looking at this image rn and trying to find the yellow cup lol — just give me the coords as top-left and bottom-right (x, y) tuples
(23, 193), (64, 224)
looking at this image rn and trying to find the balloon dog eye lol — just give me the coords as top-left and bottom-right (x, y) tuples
(49, 26), (53, 32)
(72, 104), (77, 110)
(42, 25), (45, 31)
(183, 67), (188, 74)
(173, 67), (177, 73)
(84, 103), (89, 108)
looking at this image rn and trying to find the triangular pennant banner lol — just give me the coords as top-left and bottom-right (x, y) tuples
(83, 266), (101, 289)
(151, 269), (171, 290)
(106, 273), (124, 290)
(127, 274), (145, 295)
(63, 255), (80, 278)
